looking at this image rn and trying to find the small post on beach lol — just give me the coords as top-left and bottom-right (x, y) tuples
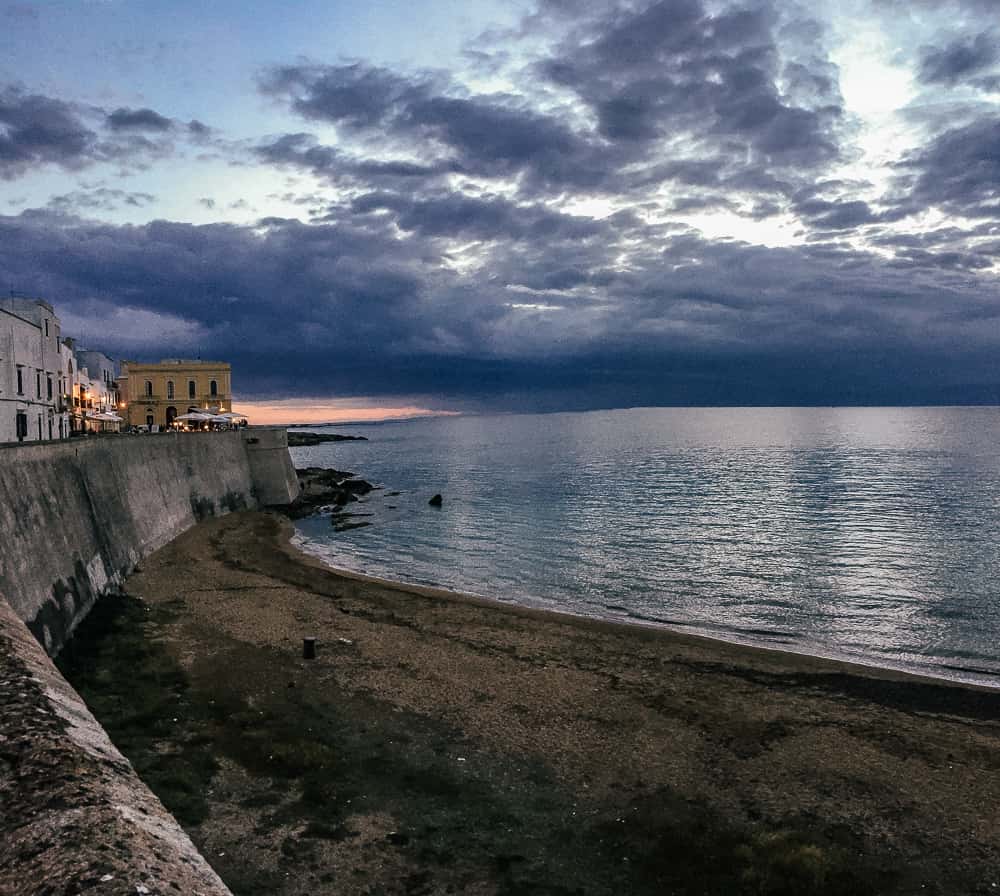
(303, 637), (316, 660)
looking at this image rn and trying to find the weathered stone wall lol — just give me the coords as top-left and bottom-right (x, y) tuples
(0, 427), (297, 654)
(0, 597), (232, 896)
(0, 427), (299, 895)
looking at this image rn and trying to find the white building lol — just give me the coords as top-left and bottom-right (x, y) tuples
(0, 297), (69, 443)
(72, 346), (121, 433)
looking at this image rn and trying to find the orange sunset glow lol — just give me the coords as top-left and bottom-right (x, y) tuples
(231, 398), (459, 426)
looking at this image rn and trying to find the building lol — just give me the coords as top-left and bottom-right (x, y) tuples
(72, 347), (121, 433)
(0, 297), (70, 443)
(119, 359), (232, 429)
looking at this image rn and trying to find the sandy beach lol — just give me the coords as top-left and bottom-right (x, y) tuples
(60, 510), (1000, 896)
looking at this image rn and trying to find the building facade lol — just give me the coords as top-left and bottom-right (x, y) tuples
(119, 359), (232, 428)
(0, 298), (70, 443)
(72, 347), (121, 433)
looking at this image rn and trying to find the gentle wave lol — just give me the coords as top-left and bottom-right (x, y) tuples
(290, 407), (1000, 688)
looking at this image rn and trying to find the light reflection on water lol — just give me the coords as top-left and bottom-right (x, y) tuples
(291, 407), (1000, 687)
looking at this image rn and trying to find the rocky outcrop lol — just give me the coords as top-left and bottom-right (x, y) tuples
(285, 468), (377, 519)
(286, 432), (368, 446)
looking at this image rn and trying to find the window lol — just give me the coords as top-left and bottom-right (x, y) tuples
(36, 371), (41, 398)
(188, 380), (196, 399)
(16, 412), (27, 441)
(167, 380), (175, 399)
(210, 379), (218, 397)
(44, 319), (49, 337)
(47, 376), (52, 400)
(145, 380), (153, 398)
(16, 367), (23, 395)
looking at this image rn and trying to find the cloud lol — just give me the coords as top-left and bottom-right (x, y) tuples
(895, 117), (1000, 219)
(105, 106), (174, 132)
(0, 85), (96, 179)
(56, 300), (205, 352)
(3, 201), (1000, 408)
(3, 0), (1000, 409)
(0, 83), (213, 180)
(47, 187), (156, 212)
(917, 32), (998, 85)
(258, 64), (613, 194)
(257, 1), (844, 209)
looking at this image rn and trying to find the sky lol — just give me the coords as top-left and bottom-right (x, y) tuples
(1, 0), (999, 421)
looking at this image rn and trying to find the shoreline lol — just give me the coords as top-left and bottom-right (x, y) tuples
(289, 525), (1000, 694)
(59, 510), (1000, 895)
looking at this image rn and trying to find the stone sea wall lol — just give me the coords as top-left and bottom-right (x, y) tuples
(0, 427), (297, 654)
(0, 598), (233, 896)
(0, 426), (298, 895)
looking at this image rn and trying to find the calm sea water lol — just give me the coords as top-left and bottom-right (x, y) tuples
(290, 407), (1000, 687)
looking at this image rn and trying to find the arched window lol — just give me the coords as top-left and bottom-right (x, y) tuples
(188, 380), (196, 399)
(145, 380), (153, 397)
(210, 379), (218, 397)
(167, 380), (175, 399)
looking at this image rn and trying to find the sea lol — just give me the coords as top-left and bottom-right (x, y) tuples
(289, 406), (1000, 688)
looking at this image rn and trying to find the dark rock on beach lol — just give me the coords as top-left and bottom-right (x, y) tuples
(286, 432), (369, 446)
(428, 494), (443, 507)
(285, 467), (377, 519)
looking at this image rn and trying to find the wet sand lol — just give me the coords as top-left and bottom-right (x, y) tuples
(60, 510), (1000, 895)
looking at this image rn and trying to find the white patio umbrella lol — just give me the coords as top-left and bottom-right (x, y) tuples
(173, 411), (213, 421)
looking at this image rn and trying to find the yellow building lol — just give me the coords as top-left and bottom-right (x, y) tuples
(119, 359), (232, 428)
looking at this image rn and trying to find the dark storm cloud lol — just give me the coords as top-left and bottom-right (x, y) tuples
(4, 196), (1000, 407)
(105, 106), (174, 132)
(259, 0), (843, 208)
(917, 32), (998, 85)
(895, 117), (1000, 219)
(0, 84), (211, 179)
(259, 64), (615, 193)
(260, 62), (435, 130)
(0, 85), (96, 179)
(253, 132), (457, 189)
(345, 191), (609, 242)
(5, 0), (1000, 409)
(535, 0), (842, 172)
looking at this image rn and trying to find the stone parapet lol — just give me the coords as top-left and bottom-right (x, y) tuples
(0, 598), (232, 896)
